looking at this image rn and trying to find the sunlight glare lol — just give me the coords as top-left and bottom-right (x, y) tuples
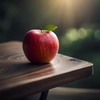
(44, 0), (94, 26)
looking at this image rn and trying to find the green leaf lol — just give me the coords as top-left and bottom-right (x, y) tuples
(44, 24), (57, 31)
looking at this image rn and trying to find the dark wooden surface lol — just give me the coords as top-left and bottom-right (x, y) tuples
(0, 41), (93, 99)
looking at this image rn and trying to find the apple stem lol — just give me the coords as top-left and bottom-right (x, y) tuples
(41, 30), (43, 33)
(40, 28), (43, 33)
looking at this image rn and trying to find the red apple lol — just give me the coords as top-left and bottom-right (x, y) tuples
(22, 29), (59, 64)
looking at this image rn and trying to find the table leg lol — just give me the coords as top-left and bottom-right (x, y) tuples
(39, 90), (49, 100)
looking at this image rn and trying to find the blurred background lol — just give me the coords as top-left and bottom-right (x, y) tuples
(0, 0), (100, 90)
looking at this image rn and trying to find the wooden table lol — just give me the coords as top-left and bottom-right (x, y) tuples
(0, 41), (93, 100)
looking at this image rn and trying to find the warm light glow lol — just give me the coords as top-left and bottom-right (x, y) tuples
(42, 0), (95, 26)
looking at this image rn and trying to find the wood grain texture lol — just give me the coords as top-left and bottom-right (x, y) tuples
(0, 41), (93, 99)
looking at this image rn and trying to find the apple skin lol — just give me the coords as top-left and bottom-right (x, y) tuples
(22, 29), (59, 63)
